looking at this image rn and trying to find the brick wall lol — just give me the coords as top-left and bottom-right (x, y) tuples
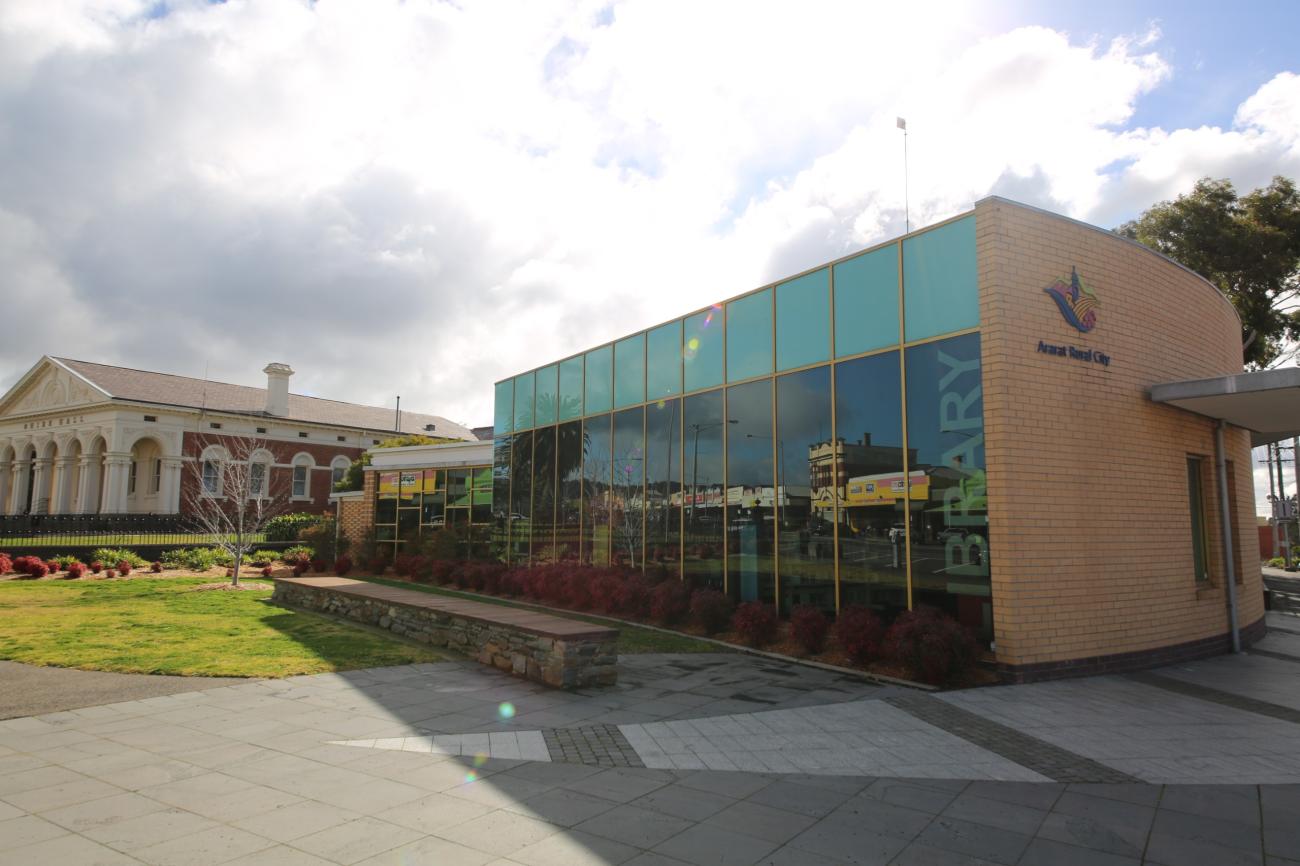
(180, 431), (361, 516)
(337, 470), (377, 548)
(976, 198), (1263, 670)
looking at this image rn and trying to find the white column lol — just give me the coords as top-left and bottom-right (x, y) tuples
(9, 460), (30, 514)
(75, 456), (99, 514)
(160, 456), (184, 514)
(29, 457), (52, 515)
(101, 453), (132, 514)
(0, 462), (11, 516)
(52, 456), (76, 514)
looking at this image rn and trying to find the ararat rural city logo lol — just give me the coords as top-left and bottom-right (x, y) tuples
(1043, 266), (1099, 333)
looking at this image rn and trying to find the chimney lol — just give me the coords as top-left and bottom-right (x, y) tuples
(263, 362), (293, 416)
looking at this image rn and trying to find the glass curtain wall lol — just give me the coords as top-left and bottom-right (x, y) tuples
(371, 464), (495, 560)
(491, 214), (989, 636)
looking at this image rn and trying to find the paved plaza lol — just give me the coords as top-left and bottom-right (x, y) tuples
(2, 615), (1300, 864)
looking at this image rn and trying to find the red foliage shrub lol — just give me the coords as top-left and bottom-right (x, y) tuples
(66, 562), (86, 579)
(310, 558), (327, 573)
(835, 605), (885, 664)
(429, 560), (455, 586)
(261, 566), (273, 577)
(334, 556), (353, 577)
(650, 579), (691, 625)
(475, 563), (505, 595)
(27, 561), (50, 579)
(587, 572), (623, 614)
(0, 553), (11, 574)
(884, 606), (980, 686)
(292, 562), (308, 577)
(614, 574), (655, 620)
(690, 589), (733, 635)
(105, 569), (117, 579)
(151, 561), (163, 574)
(560, 567), (594, 610)
(11, 556), (41, 576)
(116, 561), (132, 576)
(89, 560), (103, 574)
(732, 601), (779, 647)
(45, 560), (61, 573)
(365, 557), (388, 575)
(790, 605), (830, 654)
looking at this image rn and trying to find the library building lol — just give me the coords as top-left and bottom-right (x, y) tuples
(486, 196), (1284, 681)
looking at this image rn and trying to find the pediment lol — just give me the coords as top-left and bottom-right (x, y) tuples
(0, 358), (110, 419)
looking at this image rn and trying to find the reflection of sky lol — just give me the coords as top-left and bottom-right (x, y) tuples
(835, 351), (903, 450)
(684, 390), (724, 486)
(727, 379), (772, 482)
(776, 366), (832, 481)
(905, 334), (984, 470)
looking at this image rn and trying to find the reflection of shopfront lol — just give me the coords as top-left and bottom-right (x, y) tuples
(366, 441), (495, 560)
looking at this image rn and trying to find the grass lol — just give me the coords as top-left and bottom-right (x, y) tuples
(0, 578), (442, 677)
(360, 577), (725, 655)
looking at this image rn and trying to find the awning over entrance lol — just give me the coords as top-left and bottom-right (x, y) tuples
(1150, 367), (1300, 447)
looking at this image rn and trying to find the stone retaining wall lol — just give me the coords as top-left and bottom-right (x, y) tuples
(272, 577), (618, 689)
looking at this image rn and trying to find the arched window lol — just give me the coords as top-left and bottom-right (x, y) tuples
(330, 455), (351, 487)
(291, 453), (315, 499)
(200, 445), (228, 497)
(247, 449), (273, 499)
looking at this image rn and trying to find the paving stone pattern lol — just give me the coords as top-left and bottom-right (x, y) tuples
(885, 693), (1141, 784)
(543, 724), (647, 768)
(1126, 669), (1300, 725)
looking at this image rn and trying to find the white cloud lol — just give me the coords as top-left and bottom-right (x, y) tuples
(0, 0), (1296, 441)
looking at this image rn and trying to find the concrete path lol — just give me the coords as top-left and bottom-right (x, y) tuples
(2, 635), (1300, 863)
(0, 661), (244, 721)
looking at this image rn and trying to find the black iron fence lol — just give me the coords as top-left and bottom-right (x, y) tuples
(0, 514), (266, 550)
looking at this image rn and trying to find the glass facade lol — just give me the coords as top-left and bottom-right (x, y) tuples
(372, 463), (495, 559)
(491, 213), (990, 636)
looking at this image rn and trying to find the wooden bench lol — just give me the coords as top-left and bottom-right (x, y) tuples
(272, 577), (618, 689)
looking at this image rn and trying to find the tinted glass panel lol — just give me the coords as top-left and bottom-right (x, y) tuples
(556, 420), (583, 561)
(558, 357), (584, 421)
(727, 288), (773, 382)
(585, 346), (613, 414)
(582, 414), (611, 565)
(775, 366), (834, 614)
(726, 379), (774, 603)
(645, 398), (681, 572)
(513, 371), (535, 431)
(494, 380), (514, 435)
(492, 437), (511, 560)
(834, 351), (906, 616)
(647, 321), (682, 399)
(905, 332), (989, 638)
(535, 365), (559, 427)
(509, 430), (533, 563)
(614, 334), (646, 409)
(683, 389), (724, 591)
(531, 426), (556, 562)
(683, 307), (724, 392)
(835, 245), (899, 357)
(612, 408), (645, 568)
(1188, 457), (1209, 583)
(776, 269), (830, 371)
(903, 216), (977, 341)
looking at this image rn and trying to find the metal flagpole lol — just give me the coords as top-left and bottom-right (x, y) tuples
(897, 117), (909, 232)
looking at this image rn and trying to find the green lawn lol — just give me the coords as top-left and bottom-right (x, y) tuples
(0, 578), (441, 677)
(360, 577), (725, 655)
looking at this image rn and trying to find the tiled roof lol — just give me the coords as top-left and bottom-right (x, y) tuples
(53, 357), (477, 441)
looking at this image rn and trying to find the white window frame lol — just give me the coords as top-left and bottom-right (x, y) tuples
(127, 460), (137, 496)
(330, 455), (351, 487)
(200, 446), (228, 498)
(291, 452), (314, 500)
(247, 449), (273, 500)
(151, 458), (162, 494)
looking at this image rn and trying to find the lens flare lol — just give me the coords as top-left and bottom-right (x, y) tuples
(464, 771), (477, 783)
(472, 752), (489, 768)
(498, 702), (516, 720)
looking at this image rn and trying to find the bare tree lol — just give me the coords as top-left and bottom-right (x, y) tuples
(184, 436), (289, 586)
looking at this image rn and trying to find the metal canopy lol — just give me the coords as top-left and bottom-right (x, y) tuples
(1150, 367), (1300, 447)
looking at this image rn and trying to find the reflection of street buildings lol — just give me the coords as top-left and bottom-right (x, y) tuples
(807, 435), (916, 519)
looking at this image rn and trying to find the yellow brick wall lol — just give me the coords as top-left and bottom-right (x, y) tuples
(336, 471), (376, 548)
(977, 198), (1262, 668)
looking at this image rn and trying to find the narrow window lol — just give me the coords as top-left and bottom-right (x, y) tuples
(292, 465), (308, 497)
(202, 460), (220, 495)
(151, 458), (162, 493)
(1187, 457), (1209, 583)
(249, 463), (266, 497)
(127, 461), (137, 495)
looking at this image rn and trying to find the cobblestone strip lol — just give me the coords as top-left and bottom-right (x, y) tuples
(542, 724), (646, 768)
(1126, 670), (1300, 724)
(1248, 648), (1300, 665)
(884, 694), (1139, 783)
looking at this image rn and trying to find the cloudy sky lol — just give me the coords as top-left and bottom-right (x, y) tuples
(2, 0), (1298, 513)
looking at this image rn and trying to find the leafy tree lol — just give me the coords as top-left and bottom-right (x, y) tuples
(332, 434), (458, 492)
(1117, 176), (1300, 368)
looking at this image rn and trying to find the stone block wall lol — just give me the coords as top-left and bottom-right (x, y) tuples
(272, 578), (618, 689)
